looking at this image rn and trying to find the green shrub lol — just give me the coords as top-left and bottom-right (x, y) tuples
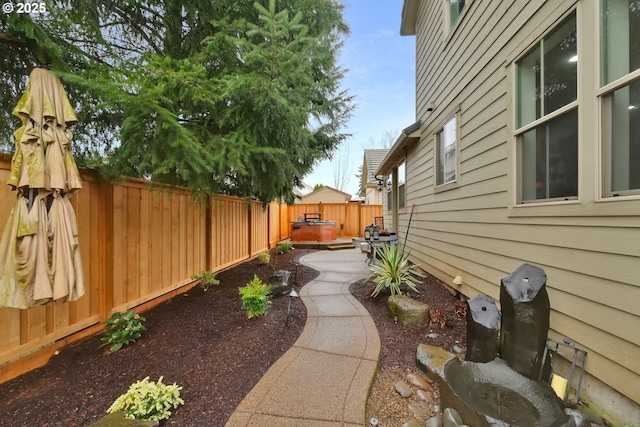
(239, 275), (272, 318)
(276, 242), (293, 254)
(191, 270), (220, 291)
(258, 252), (271, 264)
(107, 376), (184, 421)
(368, 243), (424, 297)
(100, 310), (146, 352)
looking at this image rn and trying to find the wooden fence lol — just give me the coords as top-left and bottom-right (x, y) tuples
(289, 203), (383, 237)
(0, 155), (380, 382)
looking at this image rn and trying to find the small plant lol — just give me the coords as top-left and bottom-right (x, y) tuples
(276, 242), (293, 254)
(368, 243), (424, 297)
(239, 275), (272, 318)
(100, 309), (146, 352)
(258, 252), (271, 264)
(107, 376), (184, 421)
(191, 270), (220, 291)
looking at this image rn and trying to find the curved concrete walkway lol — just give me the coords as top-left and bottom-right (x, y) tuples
(226, 249), (380, 427)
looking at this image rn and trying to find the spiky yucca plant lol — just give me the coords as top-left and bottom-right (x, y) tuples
(367, 243), (424, 297)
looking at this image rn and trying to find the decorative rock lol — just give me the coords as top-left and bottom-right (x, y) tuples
(394, 380), (413, 398)
(416, 344), (573, 427)
(564, 408), (591, 427)
(426, 332), (439, 339)
(443, 408), (467, 427)
(425, 416), (443, 427)
(266, 270), (292, 296)
(401, 418), (422, 427)
(408, 402), (431, 419)
(453, 345), (465, 354)
(575, 405), (606, 426)
(406, 372), (431, 391)
(388, 295), (430, 327)
(466, 294), (500, 363)
(432, 404), (441, 414)
(500, 263), (551, 380)
(415, 388), (433, 402)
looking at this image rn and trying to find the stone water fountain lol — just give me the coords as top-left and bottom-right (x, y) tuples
(416, 264), (576, 427)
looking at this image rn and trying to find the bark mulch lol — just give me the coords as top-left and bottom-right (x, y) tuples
(0, 248), (466, 427)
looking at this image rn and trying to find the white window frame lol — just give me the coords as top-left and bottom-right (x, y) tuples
(398, 159), (406, 211)
(435, 114), (459, 190)
(598, 0), (640, 198)
(514, 11), (579, 204)
(444, 0), (467, 33)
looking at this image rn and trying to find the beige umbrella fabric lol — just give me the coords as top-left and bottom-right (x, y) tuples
(0, 67), (85, 309)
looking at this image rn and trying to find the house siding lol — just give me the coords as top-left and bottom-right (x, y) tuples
(401, 0), (640, 411)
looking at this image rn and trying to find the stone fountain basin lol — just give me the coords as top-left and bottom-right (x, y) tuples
(417, 344), (575, 427)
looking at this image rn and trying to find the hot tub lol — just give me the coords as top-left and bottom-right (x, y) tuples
(291, 220), (337, 242)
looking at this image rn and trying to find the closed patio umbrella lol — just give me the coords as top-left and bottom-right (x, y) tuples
(0, 67), (85, 309)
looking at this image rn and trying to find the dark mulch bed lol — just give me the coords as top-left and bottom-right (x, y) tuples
(0, 248), (317, 427)
(0, 248), (466, 427)
(350, 274), (467, 370)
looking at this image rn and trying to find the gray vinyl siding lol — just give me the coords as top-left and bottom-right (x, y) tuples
(401, 0), (640, 405)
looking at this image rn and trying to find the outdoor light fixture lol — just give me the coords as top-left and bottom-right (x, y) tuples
(285, 288), (299, 327)
(376, 177), (384, 192)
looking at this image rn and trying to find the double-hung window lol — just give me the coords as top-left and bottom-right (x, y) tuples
(515, 13), (578, 203)
(436, 116), (457, 186)
(450, 0), (466, 28)
(600, 0), (640, 196)
(386, 173), (393, 211)
(398, 160), (406, 210)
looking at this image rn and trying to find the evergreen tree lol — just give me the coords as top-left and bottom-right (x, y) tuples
(0, 0), (353, 203)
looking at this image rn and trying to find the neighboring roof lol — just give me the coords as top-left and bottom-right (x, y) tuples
(293, 181), (314, 197)
(363, 149), (389, 185)
(375, 121), (421, 176)
(400, 0), (418, 36)
(301, 185), (352, 199)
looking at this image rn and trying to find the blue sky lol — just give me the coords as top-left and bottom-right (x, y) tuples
(303, 0), (416, 196)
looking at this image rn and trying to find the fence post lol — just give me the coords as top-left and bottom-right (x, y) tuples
(247, 199), (252, 258)
(205, 195), (212, 272)
(98, 177), (114, 321)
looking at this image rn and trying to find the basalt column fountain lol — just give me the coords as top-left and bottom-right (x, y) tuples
(500, 263), (551, 380)
(465, 294), (500, 363)
(416, 263), (575, 427)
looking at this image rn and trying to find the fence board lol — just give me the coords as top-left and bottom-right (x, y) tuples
(0, 159), (254, 377)
(288, 203), (382, 237)
(251, 202), (269, 256)
(139, 190), (150, 298)
(0, 152), (378, 380)
(279, 203), (290, 240)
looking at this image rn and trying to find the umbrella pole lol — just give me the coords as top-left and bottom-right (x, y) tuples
(402, 204), (415, 253)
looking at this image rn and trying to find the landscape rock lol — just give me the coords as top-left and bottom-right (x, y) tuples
(394, 380), (413, 398)
(415, 388), (433, 402)
(406, 372), (431, 391)
(266, 270), (292, 296)
(443, 408), (468, 427)
(408, 402), (432, 419)
(453, 345), (465, 354)
(564, 408), (591, 427)
(401, 418), (422, 427)
(388, 295), (430, 328)
(425, 415), (443, 427)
